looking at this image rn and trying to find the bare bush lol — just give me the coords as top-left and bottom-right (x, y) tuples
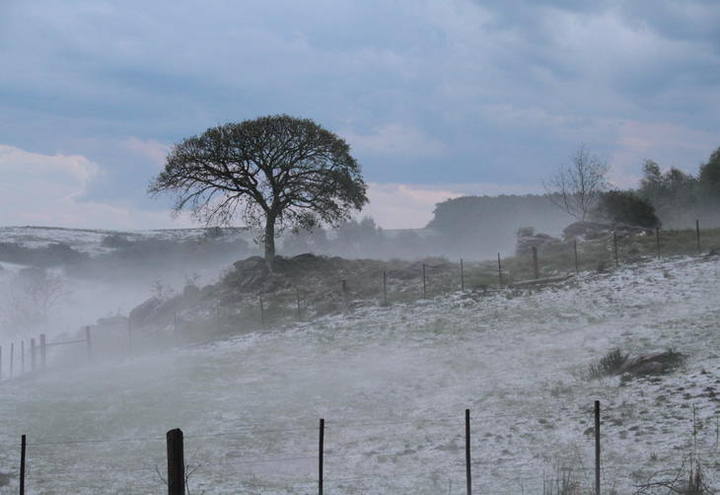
(545, 145), (610, 221)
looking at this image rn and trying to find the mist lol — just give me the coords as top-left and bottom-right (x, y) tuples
(2, 0), (720, 492)
(1, 249), (719, 493)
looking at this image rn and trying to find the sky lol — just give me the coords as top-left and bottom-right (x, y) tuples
(0, 0), (718, 230)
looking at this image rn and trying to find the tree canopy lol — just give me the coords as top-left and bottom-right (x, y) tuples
(699, 147), (720, 199)
(149, 115), (368, 268)
(593, 190), (660, 228)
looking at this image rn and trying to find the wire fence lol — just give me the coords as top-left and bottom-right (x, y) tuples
(1, 223), (718, 383)
(2, 400), (720, 494)
(0, 224), (718, 493)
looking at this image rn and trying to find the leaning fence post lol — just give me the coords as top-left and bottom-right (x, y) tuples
(466, 409), (472, 495)
(696, 219), (701, 253)
(460, 258), (465, 291)
(20, 434), (26, 495)
(532, 246), (539, 279)
(30, 339), (36, 372)
(595, 400), (601, 495)
(39, 334), (46, 370)
(497, 252), (503, 288)
(85, 326), (92, 361)
(319, 418), (325, 495)
(166, 428), (185, 495)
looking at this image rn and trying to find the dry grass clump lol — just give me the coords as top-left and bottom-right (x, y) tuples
(588, 348), (629, 379)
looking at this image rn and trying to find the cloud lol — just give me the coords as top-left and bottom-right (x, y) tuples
(0, 144), (542, 231)
(124, 138), (170, 167)
(343, 124), (446, 158)
(1, 0), (718, 229)
(609, 120), (718, 187)
(0, 144), (99, 191)
(0, 144), (192, 229)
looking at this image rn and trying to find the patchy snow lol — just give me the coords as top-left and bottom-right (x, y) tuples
(0, 226), (252, 257)
(0, 255), (719, 493)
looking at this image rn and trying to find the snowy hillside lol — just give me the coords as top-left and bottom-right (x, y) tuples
(0, 226), (252, 257)
(0, 255), (719, 493)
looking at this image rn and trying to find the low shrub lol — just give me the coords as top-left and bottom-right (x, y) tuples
(588, 348), (628, 379)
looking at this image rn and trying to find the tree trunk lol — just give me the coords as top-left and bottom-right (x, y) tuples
(264, 216), (276, 271)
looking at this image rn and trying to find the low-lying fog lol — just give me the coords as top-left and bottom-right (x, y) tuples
(0, 254), (719, 493)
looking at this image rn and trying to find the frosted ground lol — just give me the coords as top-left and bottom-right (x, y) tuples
(1, 255), (720, 494)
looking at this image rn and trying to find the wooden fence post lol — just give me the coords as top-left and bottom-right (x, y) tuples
(532, 246), (539, 279)
(296, 288), (302, 320)
(422, 264), (427, 298)
(40, 334), (46, 370)
(20, 434), (26, 495)
(595, 400), (601, 495)
(30, 339), (36, 372)
(382, 271), (388, 306)
(656, 227), (661, 259)
(460, 259), (465, 291)
(696, 219), (701, 253)
(497, 252), (503, 288)
(466, 409), (472, 495)
(166, 428), (185, 495)
(613, 231), (619, 267)
(85, 326), (92, 361)
(318, 418), (325, 495)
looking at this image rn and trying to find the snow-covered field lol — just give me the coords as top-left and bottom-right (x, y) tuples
(1, 255), (719, 494)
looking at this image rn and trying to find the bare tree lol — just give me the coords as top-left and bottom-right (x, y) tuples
(544, 145), (610, 221)
(149, 115), (368, 269)
(0, 267), (66, 335)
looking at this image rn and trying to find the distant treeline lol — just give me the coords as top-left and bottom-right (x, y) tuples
(427, 194), (573, 256)
(280, 195), (572, 260)
(636, 147), (720, 228)
(283, 146), (720, 260)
